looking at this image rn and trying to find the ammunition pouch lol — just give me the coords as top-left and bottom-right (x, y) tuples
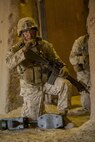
(22, 66), (48, 84)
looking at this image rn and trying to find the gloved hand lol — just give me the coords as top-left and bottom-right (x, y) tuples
(73, 64), (84, 72)
(78, 56), (88, 64)
(59, 66), (69, 77)
(22, 39), (36, 53)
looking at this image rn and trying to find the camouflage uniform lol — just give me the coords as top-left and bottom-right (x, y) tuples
(6, 17), (72, 120)
(69, 35), (90, 111)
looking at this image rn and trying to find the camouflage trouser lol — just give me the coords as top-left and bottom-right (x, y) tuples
(20, 77), (72, 120)
(77, 71), (90, 111)
(44, 77), (72, 114)
(20, 79), (45, 120)
(80, 91), (90, 111)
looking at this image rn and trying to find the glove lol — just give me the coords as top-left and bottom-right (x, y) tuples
(22, 39), (36, 53)
(78, 56), (87, 64)
(59, 66), (69, 77)
(73, 64), (84, 72)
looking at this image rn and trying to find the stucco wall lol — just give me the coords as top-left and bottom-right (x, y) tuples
(87, 0), (95, 121)
(0, 0), (20, 114)
(0, 1), (13, 114)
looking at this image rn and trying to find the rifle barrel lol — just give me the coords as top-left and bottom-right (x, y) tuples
(66, 75), (89, 93)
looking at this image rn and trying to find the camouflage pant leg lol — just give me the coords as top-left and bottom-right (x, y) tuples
(20, 79), (45, 120)
(44, 77), (72, 113)
(77, 71), (90, 111)
(56, 78), (72, 113)
(80, 91), (90, 111)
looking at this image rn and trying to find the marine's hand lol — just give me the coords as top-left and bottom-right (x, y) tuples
(73, 64), (84, 72)
(59, 66), (69, 77)
(22, 45), (30, 53)
(22, 39), (36, 53)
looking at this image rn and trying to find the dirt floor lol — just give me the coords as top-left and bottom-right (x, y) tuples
(0, 95), (94, 142)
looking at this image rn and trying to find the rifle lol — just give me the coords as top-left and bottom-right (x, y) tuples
(25, 49), (62, 85)
(25, 49), (89, 93)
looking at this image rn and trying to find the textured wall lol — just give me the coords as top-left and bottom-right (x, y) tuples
(87, 0), (95, 121)
(0, 0), (20, 114)
(0, 1), (9, 114)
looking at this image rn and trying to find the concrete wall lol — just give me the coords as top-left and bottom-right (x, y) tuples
(0, 0), (20, 114)
(0, 1), (9, 114)
(87, 0), (95, 121)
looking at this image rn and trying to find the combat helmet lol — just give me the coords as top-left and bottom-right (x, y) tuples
(17, 17), (38, 36)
